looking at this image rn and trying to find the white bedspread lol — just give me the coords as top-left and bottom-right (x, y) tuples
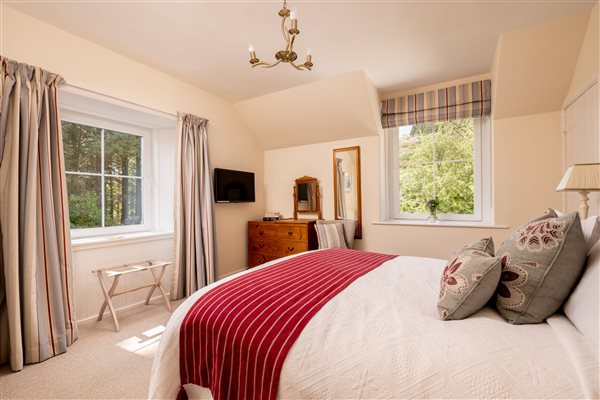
(149, 252), (599, 399)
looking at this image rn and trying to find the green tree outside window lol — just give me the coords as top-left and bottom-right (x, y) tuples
(398, 118), (474, 215)
(62, 121), (143, 229)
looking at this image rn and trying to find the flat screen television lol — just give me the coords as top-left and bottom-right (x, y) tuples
(214, 168), (255, 203)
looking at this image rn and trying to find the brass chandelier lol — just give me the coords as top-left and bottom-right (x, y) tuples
(248, 0), (313, 71)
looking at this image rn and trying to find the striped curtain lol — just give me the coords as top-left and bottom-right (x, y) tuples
(172, 113), (217, 300)
(381, 79), (491, 129)
(0, 57), (77, 371)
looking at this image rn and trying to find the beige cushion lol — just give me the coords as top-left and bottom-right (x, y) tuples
(315, 222), (347, 249)
(316, 219), (357, 248)
(495, 211), (586, 324)
(437, 237), (501, 320)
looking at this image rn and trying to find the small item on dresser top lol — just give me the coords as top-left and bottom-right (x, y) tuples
(263, 211), (281, 221)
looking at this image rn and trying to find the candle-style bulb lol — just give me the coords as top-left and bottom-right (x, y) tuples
(306, 48), (312, 56)
(248, 45), (255, 53)
(291, 8), (297, 20)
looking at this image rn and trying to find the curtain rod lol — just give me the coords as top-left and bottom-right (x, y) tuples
(61, 83), (178, 120)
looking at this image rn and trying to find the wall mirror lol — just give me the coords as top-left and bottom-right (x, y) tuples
(293, 176), (321, 219)
(333, 146), (362, 239)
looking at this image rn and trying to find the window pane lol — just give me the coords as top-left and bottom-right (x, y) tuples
(105, 177), (142, 226)
(66, 174), (101, 228)
(433, 119), (474, 162)
(104, 130), (142, 177)
(62, 122), (101, 173)
(435, 161), (474, 215)
(399, 163), (433, 214)
(398, 125), (433, 164)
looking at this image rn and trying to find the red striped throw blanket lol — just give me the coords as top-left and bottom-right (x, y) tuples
(177, 248), (396, 400)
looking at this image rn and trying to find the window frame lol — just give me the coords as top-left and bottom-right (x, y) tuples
(61, 109), (154, 238)
(382, 116), (492, 223)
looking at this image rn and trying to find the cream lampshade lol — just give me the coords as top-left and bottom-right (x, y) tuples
(556, 163), (600, 219)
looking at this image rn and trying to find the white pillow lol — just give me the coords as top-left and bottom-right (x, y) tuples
(563, 240), (599, 349)
(581, 216), (600, 255)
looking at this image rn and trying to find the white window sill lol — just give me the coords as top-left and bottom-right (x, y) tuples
(72, 231), (174, 251)
(372, 220), (509, 229)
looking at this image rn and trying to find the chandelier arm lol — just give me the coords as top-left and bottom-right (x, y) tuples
(289, 60), (309, 71)
(287, 33), (296, 52)
(252, 60), (282, 69)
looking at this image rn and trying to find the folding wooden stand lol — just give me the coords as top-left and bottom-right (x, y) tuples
(92, 260), (172, 332)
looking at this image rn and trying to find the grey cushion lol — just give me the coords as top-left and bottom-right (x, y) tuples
(316, 219), (356, 248)
(495, 211), (587, 324)
(438, 237), (502, 320)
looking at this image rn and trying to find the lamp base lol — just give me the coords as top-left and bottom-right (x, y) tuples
(578, 190), (590, 220)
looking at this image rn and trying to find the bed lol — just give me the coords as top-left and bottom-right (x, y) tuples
(149, 248), (599, 400)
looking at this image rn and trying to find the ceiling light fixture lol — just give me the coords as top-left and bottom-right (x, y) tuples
(248, 0), (313, 71)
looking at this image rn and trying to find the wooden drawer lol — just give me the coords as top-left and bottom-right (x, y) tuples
(248, 238), (308, 256)
(248, 223), (308, 241)
(247, 220), (317, 268)
(248, 252), (280, 268)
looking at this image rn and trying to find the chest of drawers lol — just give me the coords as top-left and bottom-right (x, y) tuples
(247, 220), (318, 268)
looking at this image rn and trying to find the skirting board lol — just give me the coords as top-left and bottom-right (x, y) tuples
(77, 293), (171, 324)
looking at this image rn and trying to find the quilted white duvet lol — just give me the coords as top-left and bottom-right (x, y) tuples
(149, 252), (599, 399)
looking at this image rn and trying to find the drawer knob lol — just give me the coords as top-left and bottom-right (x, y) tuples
(259, 230), (264, 236)
(287, 231), (293, 236)
(259, 243), (265, 249)
(287, 246), (294, 252)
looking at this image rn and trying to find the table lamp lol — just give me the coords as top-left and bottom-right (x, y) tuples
(556, 163), (600, 219)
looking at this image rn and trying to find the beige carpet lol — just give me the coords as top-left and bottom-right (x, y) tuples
(0, 300), (182, 399)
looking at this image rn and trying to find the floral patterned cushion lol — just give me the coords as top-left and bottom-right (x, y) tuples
(495, 211), (586, 324)
(438, 237), (502, 320)
(463, 236), (495, 256)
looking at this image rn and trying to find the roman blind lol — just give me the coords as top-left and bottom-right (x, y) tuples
(381, 79), (491, 129)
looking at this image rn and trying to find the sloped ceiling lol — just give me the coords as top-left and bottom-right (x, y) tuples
(235, 71), (381, 150)
(492, 11), (590, 119)
(6, 1), (594, 102)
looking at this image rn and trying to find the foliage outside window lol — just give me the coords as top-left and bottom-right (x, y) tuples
(62, 121), (145, 231)
(386, 117), (490, 222)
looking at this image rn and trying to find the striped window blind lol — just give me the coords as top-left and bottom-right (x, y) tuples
(381, 79), (491, 129)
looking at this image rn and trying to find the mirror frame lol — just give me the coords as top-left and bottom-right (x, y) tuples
(333, 146), (362, 239)
(293, 176), (321, 220)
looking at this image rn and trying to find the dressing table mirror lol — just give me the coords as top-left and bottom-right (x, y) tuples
(333, 146), (362, 239)
(293, 176), (321, 219)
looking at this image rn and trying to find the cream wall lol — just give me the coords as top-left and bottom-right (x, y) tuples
(264, 11), (588, 259)
(563, 3), (600, 216)
(264, 110), (563, 259)
(492, 11), (589, 119)
(1, 6), (264, 321)
(566, 3), (599, 100)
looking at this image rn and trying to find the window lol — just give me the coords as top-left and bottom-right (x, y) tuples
(383, 116), (491, 223)
(61, 111), (153, 236)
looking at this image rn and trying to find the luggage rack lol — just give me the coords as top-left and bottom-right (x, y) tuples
(92, 260), (172, 332)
